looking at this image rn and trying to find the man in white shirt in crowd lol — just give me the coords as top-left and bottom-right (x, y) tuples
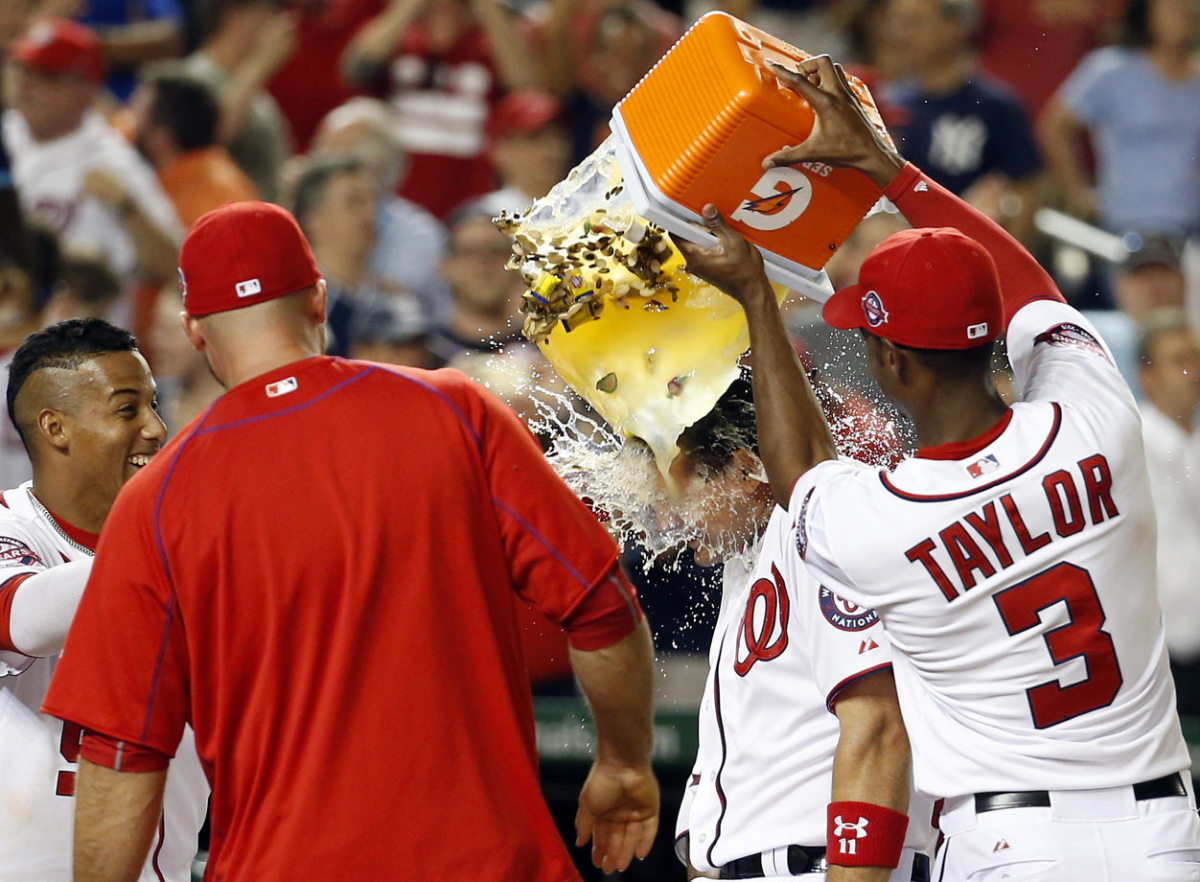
(3, 18), (182, 329)
(1138, 308), (1200, 718)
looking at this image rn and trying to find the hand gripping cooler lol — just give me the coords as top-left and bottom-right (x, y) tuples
(610, 11), (893, 301)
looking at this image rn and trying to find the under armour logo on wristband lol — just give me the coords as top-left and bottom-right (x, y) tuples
(834, 815), (870, 854)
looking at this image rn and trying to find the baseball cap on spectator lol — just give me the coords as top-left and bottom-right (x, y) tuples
(179, 202), (322, 318)
(822, 227), (1003, 350)
(13, 19), (106, 83)
(486, 89), (563, 141)
(1123, 233), (1184, 272)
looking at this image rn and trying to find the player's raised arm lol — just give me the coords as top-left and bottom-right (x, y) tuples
(674, 212), (837, 507)
(767, 55), (1064, 326)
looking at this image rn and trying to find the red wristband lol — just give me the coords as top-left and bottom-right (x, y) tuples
(827, 801), (908, 868)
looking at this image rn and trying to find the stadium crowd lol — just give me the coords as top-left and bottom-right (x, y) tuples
(0, 0), (1198, 878)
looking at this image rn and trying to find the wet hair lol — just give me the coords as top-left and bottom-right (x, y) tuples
(146, 74), (220, 151)
(6, 318), (138, 448)
(677, 374), (759, 475)
(290, 155), (366, 231)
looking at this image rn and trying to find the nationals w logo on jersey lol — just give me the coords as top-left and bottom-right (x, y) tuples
(819, 587), (878, 631)
(734, 563), (790, 676)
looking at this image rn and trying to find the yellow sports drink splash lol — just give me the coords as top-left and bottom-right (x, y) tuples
(497, 12), (892, 480)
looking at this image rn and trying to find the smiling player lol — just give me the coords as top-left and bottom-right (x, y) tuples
(0, 318), (208, 881)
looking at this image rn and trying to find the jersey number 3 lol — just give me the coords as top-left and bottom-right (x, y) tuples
(993, 562), (1123, 729)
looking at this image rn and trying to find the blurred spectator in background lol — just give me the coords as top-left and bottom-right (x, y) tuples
(0, 1), (39, 46)
(292, 155), (418, 356)
(343, 0), (537, 219)
(267, 0), (381, 153)
(1138, 309), (1200, 717)
(62, 0), (185, 101)
(429, 207), (526, 363)
(1113, 234), (1188, 322)
(345, 294), (437, 367)
(146, 287), (223, 433)
(129, 72), (258, 226)
(0, 64), (26, 274)
(40, 250), (120, 324)
(468, 88), (570, 217)
(881, 0), (1042, 242)
(309, 97), (450, 325)
(1039, 0), (1200, 241)
(976, 0), (1122, 122)
(3, 19), (182, 330)
(177, 0), (295, 201)
(0, 226), (58, 488)
(537, 1), (681, 165)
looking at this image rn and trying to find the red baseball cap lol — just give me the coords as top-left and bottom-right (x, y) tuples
(486, 89), (562, 140)
(823, 227), (1002, 350)
(179, 202), (322, 318)
(13, 19), (106, 83)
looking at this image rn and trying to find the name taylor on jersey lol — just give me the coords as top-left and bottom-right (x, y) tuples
(903, 445), (1119, 602)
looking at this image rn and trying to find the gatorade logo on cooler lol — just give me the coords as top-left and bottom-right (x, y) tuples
(730, 167), (813, 232)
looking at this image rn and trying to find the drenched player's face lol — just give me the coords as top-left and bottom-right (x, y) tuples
(663, 447), (768, 567)
(57, 351), (166, 498)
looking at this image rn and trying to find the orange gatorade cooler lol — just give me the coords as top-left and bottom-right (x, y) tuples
(611, 11), (893, 300)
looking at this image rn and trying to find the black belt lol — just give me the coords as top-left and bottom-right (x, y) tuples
(974, 772), (1188, 814)
(718, 847), (930, 880)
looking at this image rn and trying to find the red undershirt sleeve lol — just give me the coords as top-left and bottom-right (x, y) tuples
(0, 573), (34, 653)
(559, 562), (643, 651)
(884, 162), (1066, 328)
(79, 730), (170, 773)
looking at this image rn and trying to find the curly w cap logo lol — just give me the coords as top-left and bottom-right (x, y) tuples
(862, 291), (888, 327)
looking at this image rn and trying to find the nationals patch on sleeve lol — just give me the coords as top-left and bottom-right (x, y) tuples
(0, 537), (42, 568)
(1033, 323), (1111, 363)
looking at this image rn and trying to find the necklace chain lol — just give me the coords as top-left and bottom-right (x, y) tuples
(27, 489), (93, 558)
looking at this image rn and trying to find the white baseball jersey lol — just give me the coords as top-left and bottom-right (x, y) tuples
(678, 500), (934, 875)
(2, 109), (183, 326)
(791, 299), (1190, 800)
(0, 482), (208, 882)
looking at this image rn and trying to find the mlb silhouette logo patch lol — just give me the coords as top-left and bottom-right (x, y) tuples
(967, 454), (999, 479)
(966, 321), (990, 340)
(236, 278), (262, 298)
(266, 376), (298, 398)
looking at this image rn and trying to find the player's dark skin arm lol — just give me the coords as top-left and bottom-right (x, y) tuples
(675, 214), (838, 508)
(829, 671), (912, 882)
(73, 759), (166, 882)
(675, 56), (904, 507)
(569, 617), (660, 875)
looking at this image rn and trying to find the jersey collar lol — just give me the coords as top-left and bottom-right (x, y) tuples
(30, 491), (101, 552)
(915, 409), (1014, 461)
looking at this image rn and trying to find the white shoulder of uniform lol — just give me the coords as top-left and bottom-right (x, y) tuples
(788, 458), (883, 610)
(1006, 299), (1136, 416)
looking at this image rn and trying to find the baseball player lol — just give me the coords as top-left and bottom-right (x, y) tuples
(0, 319), (208, 881)
(677, 54), (1200, 880)
(42, 202), (658, 881)
(670, 379), (934, 882)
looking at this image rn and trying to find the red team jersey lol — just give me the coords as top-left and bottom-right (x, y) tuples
(44, 357), (639, 881)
